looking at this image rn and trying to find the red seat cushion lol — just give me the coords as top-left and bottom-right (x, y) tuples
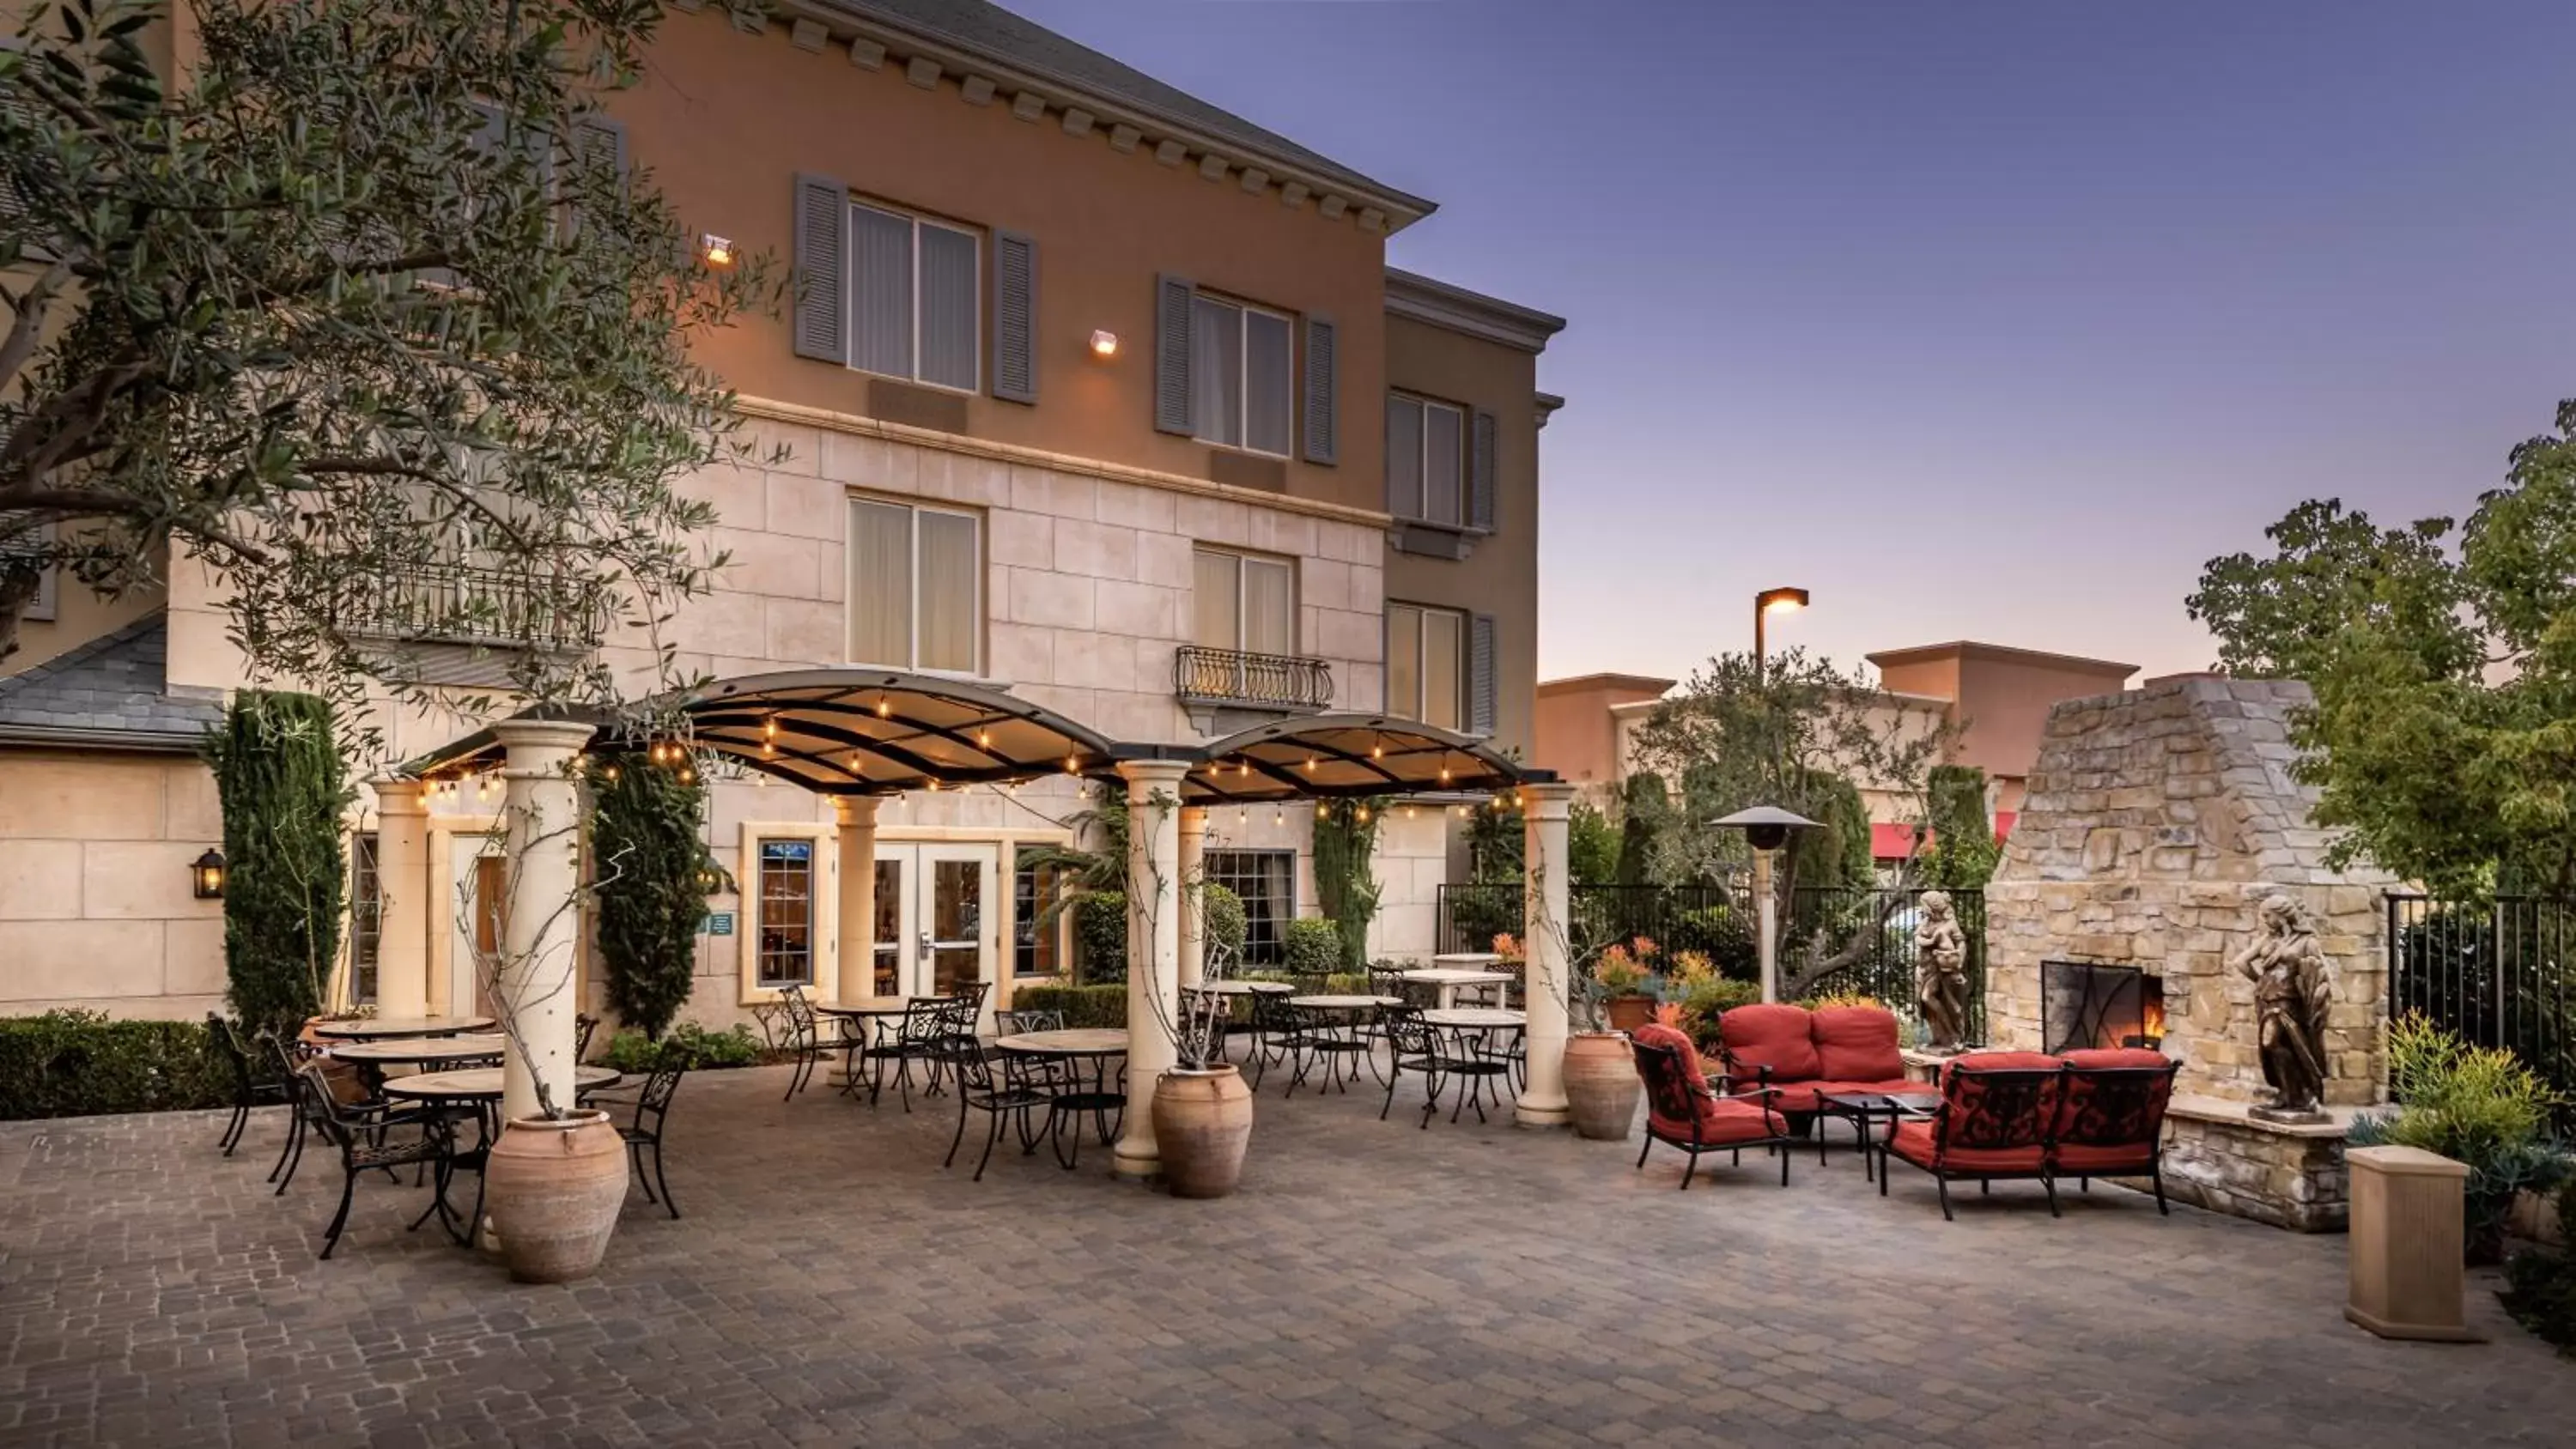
(1887, 1118), (2047, 1173)
(2060, 1048), (2172, 1070)
(1633, 1022), (1786, 1143)
(1719, 1003), (1820, 1087)
(1811, 1006), (1905, 1082)
(1694, 1096), (1782, 1146)
(1944, 1050), (2061, 1073)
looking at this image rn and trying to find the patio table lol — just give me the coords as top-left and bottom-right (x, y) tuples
(375, 1065), (626, 1246)
(325, 1034), (507, 1067)
(994, 1030), (1129, 1169)
(1400, 969), (1512, 1009)
(309, 1015), (496, 1041)
(1816, 1090), (1945, 1183)
(1286, 995), (1401, 1010)
(1182, 980), (1294, 996)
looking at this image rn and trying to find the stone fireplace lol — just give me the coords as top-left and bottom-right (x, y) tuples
(1984, 676), (2394, 1230)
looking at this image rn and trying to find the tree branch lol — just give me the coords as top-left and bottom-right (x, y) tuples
(0, 258), (75, 397)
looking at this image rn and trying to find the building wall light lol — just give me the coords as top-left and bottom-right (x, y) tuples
(702, 234), (736, 268)
(191, 848), (228, 900)
(1089, 329), (1119, 359)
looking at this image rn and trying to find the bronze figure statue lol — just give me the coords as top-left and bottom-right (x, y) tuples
(2228, 892), (2334, 1121)
(1916, 890), (1971, 1054)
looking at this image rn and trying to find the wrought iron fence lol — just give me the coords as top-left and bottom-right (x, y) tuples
(1172, 645), (1334, 710)
(1437, 882), (1738, 964)
(1781, 887), (1988, 1045)
(2386, 894), (2576, 1114)
(341, 562), (604, 651)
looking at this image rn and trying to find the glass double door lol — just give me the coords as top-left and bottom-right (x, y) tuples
(868, 842), (999, 1028)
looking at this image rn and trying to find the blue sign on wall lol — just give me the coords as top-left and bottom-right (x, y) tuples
(703, 911), (735, 937)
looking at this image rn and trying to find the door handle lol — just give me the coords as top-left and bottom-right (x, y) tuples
(918, 931), (933, 959)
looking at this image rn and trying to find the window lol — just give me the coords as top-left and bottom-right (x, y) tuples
(850, 201), (979, 392)
(1191, 295), (1293, 456)
(1012, 848), (1067, 979)
(1386, 395), (1465, 526)
(0, 518), (56, 622)
(848, 497), (980, 673)
(755, 840), (816, 987)
(1206, 849), (1295, 966)
(1388, 603), (1466, 731)
(1192, 549), (1295, 657)
(349, 833), (381, 1005)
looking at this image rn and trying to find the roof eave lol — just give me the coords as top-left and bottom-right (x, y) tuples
(1383, 268), (1568, 353)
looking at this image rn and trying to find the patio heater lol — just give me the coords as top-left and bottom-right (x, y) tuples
(1710, 806), (1818, 1003)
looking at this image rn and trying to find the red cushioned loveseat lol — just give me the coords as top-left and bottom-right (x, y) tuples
(1715, 1003), (1927, 1118)
(1879, 1046), (2178, 1220)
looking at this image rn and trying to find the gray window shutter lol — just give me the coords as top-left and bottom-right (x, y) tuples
(563, 114), (627, 239)
(1469, 409), (1498, 532)
(1154, 273), (1196, 435)
(1469, 613), (1498, 737)
(793, 173), (850, 364)
(1301, 314), (1338, 464)
(992, 229), (1038, 403)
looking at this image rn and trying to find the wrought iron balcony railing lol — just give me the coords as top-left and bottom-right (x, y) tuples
(1174, 645), (1334, 712)
(341, 562), (605, 652)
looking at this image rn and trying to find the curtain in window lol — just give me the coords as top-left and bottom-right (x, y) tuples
(1244, 310), (1292, 456)
(918, 222), (979, 391)
(1242, 557), (1293, 656)
(757, 840), (815, 986)
(1208, 849), (1296, 964)
(915, 509), (979, 673)
(1425, 404), (1464, 526)
(1423, 608), (1463, 730)
(1194, 549), (1240, 649)
(1388, 603), (1422, 721)
(851, 204), (914, 379)
(1192, 296), (1242, 447)
(1386, 397), (1423, 518)
(848, 498), (913, 666)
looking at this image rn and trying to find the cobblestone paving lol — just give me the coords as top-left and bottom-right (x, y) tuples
(3, 1062), (2571, 1447)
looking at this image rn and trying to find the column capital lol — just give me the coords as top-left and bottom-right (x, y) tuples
(372, 776), (429, 814)
(490, 718), (596, 766)
(1115, 757), (1195, 787)
(835, 795), (882, 828)
(1522, 779), (1579, 818)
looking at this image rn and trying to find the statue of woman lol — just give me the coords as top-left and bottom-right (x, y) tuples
(1915, 890), (1971, 1053)
(2227, 893), (2334, 1120)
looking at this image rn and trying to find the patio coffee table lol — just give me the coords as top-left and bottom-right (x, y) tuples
(1816, 1091), (1944, 1183)
(994, 1029), (1129, 1169)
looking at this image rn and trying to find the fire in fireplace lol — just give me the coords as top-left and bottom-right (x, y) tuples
(2041, 961), (2166, 1054)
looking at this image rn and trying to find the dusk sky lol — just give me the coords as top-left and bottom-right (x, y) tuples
(1006, 0), (2576, 684)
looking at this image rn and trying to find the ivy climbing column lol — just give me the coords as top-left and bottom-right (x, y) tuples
(495, 720), (594, 1122)
(1114, 760), (1189, 1179)
(1516, 782), (1577, 1130)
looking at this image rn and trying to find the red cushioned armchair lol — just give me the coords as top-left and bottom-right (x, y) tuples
(1628, 1024), (1796, 1190)
(2053, 1048), (2181, 1214)
(1879, 1052), (2063, 1221)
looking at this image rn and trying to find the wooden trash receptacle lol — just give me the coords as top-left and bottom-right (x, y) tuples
(2345, 1143), (2483, 1343)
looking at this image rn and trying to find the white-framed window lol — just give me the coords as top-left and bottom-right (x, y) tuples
(848, 496), (981, 674)
(849, 200), (980, 392)
(753, 838), (817, 988)
(1190, 294), (1293, 457)
(1192, 548), (1296, 657)
(1386, 394), (1465, 526)
(1387, 602), (1466, 731)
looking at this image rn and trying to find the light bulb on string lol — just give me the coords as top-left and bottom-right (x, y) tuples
(1273, 805), (1284, 827)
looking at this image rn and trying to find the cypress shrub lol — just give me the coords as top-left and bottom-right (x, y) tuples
(1312, 800), (1382, 972)
(204, 691), (348, 1039)
(1075, 891), (1127, 984)
(592, 750), (707, 1039)
(0, 1012), (228, 1119)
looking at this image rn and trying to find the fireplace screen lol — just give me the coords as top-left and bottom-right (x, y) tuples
(2041, 961), (2166, 1054)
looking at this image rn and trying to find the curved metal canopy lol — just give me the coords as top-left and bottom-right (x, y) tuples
(403, 669), (1121, 796)
(1176, 713), (1538, 804)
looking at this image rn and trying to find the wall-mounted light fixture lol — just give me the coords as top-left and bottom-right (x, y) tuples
(191, 848), (228, 900)
(1088, 329), (1119, 359)
(701, 233), (736, 268)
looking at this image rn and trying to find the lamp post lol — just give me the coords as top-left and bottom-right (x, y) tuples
(1710, 806), (1817, 1003)
(1753, 586), (1809, 685)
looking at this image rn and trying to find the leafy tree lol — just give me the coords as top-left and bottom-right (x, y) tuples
(590, 749), (704, 1040)
(2186, 401), (2576, 894)
(1921, 764), (2000, 889)
(0, 0), (775, 700)
(1787, 772), (1874, 893)
(1567, 798), (1621, 887)
(1613, 772), (1668, 888)
(204, 691), (348, 1035)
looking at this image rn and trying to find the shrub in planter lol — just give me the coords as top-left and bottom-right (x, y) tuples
(602, 1021), (763, 1072)
(1282, 919), (1343, 978)
(1200, 882), (1248, 964)
(0, 1011), (228, 1119)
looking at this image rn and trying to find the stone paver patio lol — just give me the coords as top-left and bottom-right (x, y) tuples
(4, 1064), (2570, 1447)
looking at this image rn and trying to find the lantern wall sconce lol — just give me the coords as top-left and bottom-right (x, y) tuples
(191, 848), (228, 900)
(696, 850), (738, 897)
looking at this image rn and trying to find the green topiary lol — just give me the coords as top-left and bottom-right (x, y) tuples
(1200, 882), (1248, 964)
(1075, 892), (1128, 985)
(204, 691), (349, 1038)
(0, 1011), (228, 1119)
(1283, 918), (1343, 977)
(591, 749), (708, 1040)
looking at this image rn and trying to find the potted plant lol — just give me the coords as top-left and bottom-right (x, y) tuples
(1145, 803), (1255, 1198)
(1523, 925), (1644, 1143)
(1589, 937), (1663, 1034)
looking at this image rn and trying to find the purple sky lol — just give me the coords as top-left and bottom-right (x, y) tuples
(1005, 1), (2576, 682)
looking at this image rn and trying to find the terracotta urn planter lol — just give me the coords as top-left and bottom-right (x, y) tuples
(483, 1110), (629, 1282)
(1151, 1064), (1254, 1198)
(1562, 1030), (1641, 1141)
(1604, 996), (1656, 1034)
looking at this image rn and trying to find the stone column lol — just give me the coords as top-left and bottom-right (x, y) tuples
(493, 719), (594, 1123)
(1114, 761), (1191, 1179)
(836, 797), (880, 1004)
(1178, 803), (1208, 987)
(371, 777), (431, 1021)
(1516, 782), (1576, 1129)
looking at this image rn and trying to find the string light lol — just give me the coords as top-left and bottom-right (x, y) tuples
(1438, 767), (1452, 785)
(764, 718), (778, 740)
(877, 698), (893, 718)
(1065, 755), (1080, 774)
(1355, 804), (1370, 823)
(677, 766), (695, 785)
(1371, 742), (1383, 760)
(601, 766), (619, 783)
(978, 730), (993, 749)
(1273, 805), (1284, 827)
(1238, 806), (1249, 827)
(1405, 804), (1417, 820)
(1303, 757), (1316, 773)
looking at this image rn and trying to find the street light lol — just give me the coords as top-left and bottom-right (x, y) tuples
(1753, 586), (1809, 684)
(1710, 805), (1817, 1003)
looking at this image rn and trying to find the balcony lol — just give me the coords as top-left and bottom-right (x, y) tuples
(341, 563), (605, 684)
(1174, 645), (1333, 732)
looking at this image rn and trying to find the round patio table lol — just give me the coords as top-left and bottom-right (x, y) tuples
(379, 1064), (625, 1102)
(1420, 1008), (1524, 1029)
(817, 996), (921, 1018)
(326, 1034), (507, 1067)
(1286, 995), (1400, 1010)
(1182, 980), (1294, 996)
(309, 1016), (496, 1041)
(818, 996), (942, 1099)
(993, 1030), (1129, 1170)
(1400, 968), (1512, 1009)
(1431, 952), (1504, 967)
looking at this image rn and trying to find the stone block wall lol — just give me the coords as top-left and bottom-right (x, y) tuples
(2155, 1112), (2350, 1233)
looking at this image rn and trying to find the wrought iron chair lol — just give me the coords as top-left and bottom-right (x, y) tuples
(1242, 988), (1306, 1089)
(616, 1063), (687, 1219)
(208, 1014), (287, 1156)
(860, 998), (953, 1112)
(941, 1037), (1054, 1181)
(1286, 1004), (1368, 1098)
(1387, 1006), (1516, 1125)
(574, 1013), (601, 1063)
(774, 985), (852, 1101)
(1629, 1024), (1795, 1189)
(285, 1064), (458, 1259)
(994, 1009), (1064, 1035)
(1378, 1006), (1446, 1128)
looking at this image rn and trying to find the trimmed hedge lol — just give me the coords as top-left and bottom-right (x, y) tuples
(0, 1011), (229, 1120)
(601, 1021), (767, 1072)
